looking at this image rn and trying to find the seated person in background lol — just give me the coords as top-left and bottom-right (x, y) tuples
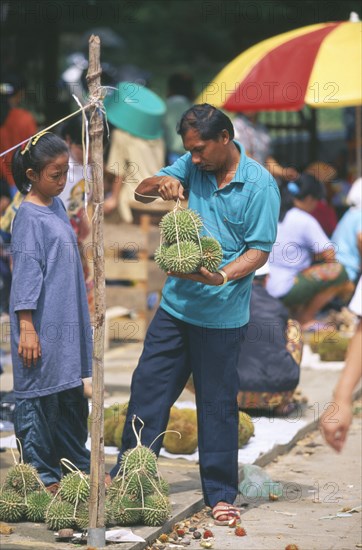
(266, 174), (354, 330)
(331, 177), (362, 286)
(233, 112), (298, 183)
(237, 263), (303, 415)
(306, 162), (338, 237)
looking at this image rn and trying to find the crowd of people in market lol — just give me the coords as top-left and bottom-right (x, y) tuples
(0, 69), (361, 524)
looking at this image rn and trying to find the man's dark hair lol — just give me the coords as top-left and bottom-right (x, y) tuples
(177, 103), (234, 141)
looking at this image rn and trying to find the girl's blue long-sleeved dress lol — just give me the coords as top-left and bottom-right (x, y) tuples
(9, 197), (92, 484)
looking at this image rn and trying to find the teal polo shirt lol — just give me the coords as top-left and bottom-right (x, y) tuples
(156, 141), (280, 328)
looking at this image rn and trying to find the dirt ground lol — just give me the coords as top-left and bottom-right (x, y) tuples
(146, 403), (362, 550)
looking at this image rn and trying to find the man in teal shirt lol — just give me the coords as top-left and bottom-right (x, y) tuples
(111, 104), (280, 524)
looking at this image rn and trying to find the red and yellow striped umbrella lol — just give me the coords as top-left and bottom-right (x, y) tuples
(198, 20), (362, 111)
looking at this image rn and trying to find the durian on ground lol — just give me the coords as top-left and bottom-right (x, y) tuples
(105, 415), (172, 528)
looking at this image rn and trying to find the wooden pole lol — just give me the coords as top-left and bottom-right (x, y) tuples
(86, 35), (106, 548)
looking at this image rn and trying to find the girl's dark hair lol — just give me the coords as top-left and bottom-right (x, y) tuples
(279, 173), (324, 221)
(177, 103), (234, 141)
(12, 132), (68, 194)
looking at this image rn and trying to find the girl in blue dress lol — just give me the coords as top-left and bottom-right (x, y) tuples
(10, 132), (92, 491)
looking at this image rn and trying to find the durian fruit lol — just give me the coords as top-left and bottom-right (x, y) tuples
(154, 244), (171, 271)
(107, 476), (125, 500)
(168, 406), (184, 423)
(160, 209), (203, 244)
(104, 417), (118, 446)
(120, 446), (158, 478)
(0, 490), (27, 522)
(26, 490), (52, 522)
(200, 236), (223, 272)
(104, 402), (128, 422)
(45, 499), (75, 531)
(163, 419), (198, 454)
(112, 494), (142, 526)
(178, 408), (197, 424)
(142, 493), (170, 526)
(74, 502), (89, 530)
(105, 495), (115, 526)
(113, 416), (126, 448)
(155, 476), (170, 496)
(124, 471), (155, 499)
(59, 472), (90, 504)
(164, 241), (201, 274)
(4, 463), (41, 496)
(238, 412), (255, 447)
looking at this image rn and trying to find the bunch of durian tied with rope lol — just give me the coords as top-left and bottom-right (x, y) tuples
(106, 415), (172, 527)
(155, 200), (223, 274)
(0, 441), (50, 524)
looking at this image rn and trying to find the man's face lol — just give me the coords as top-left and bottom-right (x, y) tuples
(182, 128), (229, 172)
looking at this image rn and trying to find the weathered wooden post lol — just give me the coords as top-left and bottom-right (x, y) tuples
(87, 35), (106, 548)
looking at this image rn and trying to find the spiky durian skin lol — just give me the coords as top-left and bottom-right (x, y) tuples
(45, 499), (75, 531)
(107, 476), (125, 500)
(105, 496), (115, 525)
(155, 477), (170, 496)
(112, 494), (142, 526)
(4, 463), (40, 496)
(0, 490), (27, 522)
(200, 236), (223, 272)
(74, 502), (89, 530)
(26, 491), (52, 522)
(124, 471), (155, 499)
(154, 244), (171, 272)
(160, 210), (203, 244)
(120, 446), (158, 478)
(165, 241), (201, 274)
(59, 472), (90, 504)
(142, 494), (170, 526)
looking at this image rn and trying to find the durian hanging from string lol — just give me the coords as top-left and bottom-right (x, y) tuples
(105, 415), (178, 527)
(155, 202), (223, 274)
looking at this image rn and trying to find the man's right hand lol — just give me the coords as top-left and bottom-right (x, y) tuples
(157, 177), (185, 201)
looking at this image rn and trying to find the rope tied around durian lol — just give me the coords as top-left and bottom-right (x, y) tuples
(10, 438), (46, 503)
(60, 458), (90, 518)
(171, 199), (204, 262)
(113, 415), (178, 513)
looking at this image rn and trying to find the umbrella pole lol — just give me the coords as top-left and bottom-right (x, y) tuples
(356, 106), (362, 178)
(86, 35), (106, 548)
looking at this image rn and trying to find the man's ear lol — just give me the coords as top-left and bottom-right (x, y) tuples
(221, 129), (230, 144)
(25, 168), (38, 183)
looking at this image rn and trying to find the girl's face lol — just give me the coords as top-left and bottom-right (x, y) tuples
(27, 153), (69, 203)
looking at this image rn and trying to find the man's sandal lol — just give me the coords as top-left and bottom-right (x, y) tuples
(212, 503), (241, 526)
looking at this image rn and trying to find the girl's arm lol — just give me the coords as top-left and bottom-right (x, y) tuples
(18, 311), (41, 368)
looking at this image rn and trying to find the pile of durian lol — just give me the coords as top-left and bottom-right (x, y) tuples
(0, 458), (93, 530)
(0, 460), (52, 524)
(0, 417), (172, 530)
(104, 403), (255, 456)
(155, 208), (223, 274)
(106, 415), (171, 527)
